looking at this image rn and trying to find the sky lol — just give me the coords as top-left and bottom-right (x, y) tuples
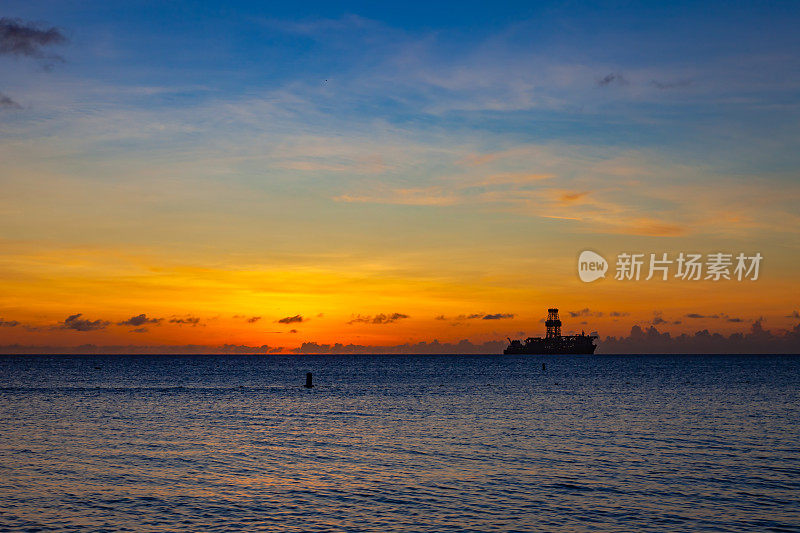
(0, 0), (799, 353)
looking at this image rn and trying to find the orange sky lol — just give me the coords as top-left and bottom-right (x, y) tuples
(1, 7), (799, 352)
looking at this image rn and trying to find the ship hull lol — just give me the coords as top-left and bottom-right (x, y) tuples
(503, 343), (597, 355)
(503, 335), (598, 355)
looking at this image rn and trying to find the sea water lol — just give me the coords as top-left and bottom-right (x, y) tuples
(0, 354), (798, 532)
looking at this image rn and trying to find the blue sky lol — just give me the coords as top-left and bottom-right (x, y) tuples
(5, 1), (799, 150)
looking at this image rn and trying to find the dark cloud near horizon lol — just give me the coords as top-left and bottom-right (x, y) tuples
(449, 313), (514, 321)
(686, 313), (740, 320)
(117, 314), (162, 327)
(568, 308), (606, 318)
(169, 316), (202, 326)
(599, 320), (800, 354)
(2, 319), (799, 355)
(291, 338), (505, 355)
(0, 17), (67, 59)
(597, 73), (627, 87)
(482, 313), (514, 320)
(348, 313), (409, 325)
(0, 318), (20, 327)
(60, 313), (110, 331)
(0, 343), (280, 355)
(277, 315), (304, 324)
(247, 316), (261, 323)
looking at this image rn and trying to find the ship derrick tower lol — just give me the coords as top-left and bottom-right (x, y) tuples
(545, 308), (562, 338)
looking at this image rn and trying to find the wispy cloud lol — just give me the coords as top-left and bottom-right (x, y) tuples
(0, 17), (67, 59)
(0, 92), (21, 109)
(169, 316), (202, 326)
(597, 73), (628, 87)
(440, 313), (514, 321)
(650, 79), (693, 90)
(568, 308), (604, 318)
(482, 313), (514, 320)
(348, 313), (409, 325)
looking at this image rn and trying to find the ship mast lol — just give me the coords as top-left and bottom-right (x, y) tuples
(545, 308), (562, 338)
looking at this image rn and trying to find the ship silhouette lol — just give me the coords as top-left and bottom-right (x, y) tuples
(504, 308), (598, 354)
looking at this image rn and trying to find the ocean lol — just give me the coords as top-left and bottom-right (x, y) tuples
(0, 354), (798, 532)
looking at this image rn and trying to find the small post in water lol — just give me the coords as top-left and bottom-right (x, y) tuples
(542, 363), (546, 371)
(305, 372), (313, 388)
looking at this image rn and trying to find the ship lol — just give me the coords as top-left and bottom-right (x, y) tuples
(504, 308), (598, 354)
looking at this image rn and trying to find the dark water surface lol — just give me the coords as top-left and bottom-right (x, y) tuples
(0, 354), (798, 532)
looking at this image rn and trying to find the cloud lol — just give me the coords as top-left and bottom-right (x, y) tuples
(599, 321), (800, 354)
(0, 17), (67, 59)
(347, 313), (409, 324)
(685, 313), (730, 320)
(559, 191), (589, 204)
(117, 313), (162, 327)
(609, 311), (630, 317)
(330, 147), (710, 238)
(0, 318), (20, 327)
(482, 313), (514, 320)
(597, 73), (627, 87)
(650, 79), (693, 89)
(60, 313), (110, 331)
(568, 308), (606, 319)
(0, 343), (279, 355)
(169, 316), (202, 326)
(291, 338), (505, 354)
(0, 92), (21, 109)
(277, 314), (304, 324)
(246, 316), (262, 323)
(441, 313), (514, 321)
(131, 327), (149, 333)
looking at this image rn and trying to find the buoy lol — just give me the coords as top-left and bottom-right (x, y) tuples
(542, 363), (546, 371)
(305, 372), (313, 388)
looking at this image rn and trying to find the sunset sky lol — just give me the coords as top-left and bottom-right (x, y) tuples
(1, 1), (799, 352)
